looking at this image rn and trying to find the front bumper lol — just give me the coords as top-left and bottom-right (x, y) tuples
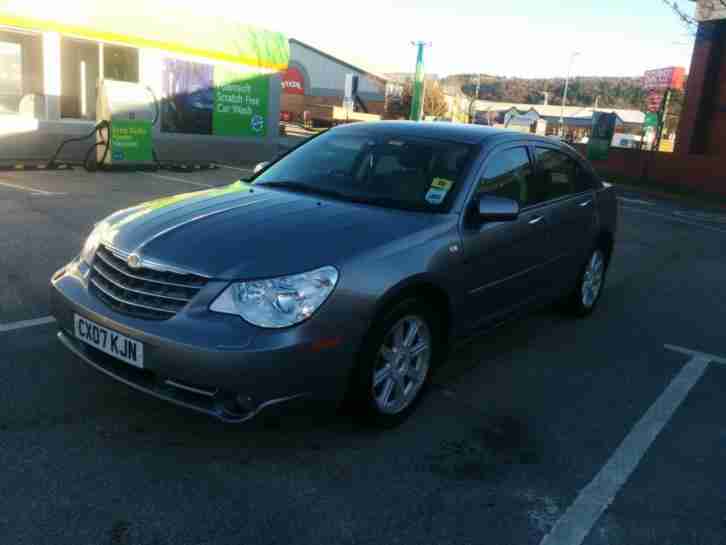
(50, 259), (363, 422)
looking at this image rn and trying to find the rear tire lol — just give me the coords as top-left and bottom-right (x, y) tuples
(565, 246), (609, 317)
(350, 299), (442, 428)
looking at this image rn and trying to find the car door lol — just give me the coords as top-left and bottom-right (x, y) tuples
(533, 146), (598, 295)
(458, 144), (552, 331)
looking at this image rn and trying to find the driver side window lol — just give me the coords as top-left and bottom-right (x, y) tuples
(475, 147), (535, 207)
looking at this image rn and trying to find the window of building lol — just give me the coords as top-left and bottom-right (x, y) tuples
(0, 29), (43, 115)
(61, 37), (99, 119)
(0, 41), (21, 114)
(104, 45), (138, 83)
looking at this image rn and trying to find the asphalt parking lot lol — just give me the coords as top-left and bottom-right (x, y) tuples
(1, 167), (725, 545)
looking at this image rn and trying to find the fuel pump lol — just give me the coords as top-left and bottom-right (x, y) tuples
(96, 79), (156, 168)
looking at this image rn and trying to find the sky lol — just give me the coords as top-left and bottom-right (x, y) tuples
(181, 0), (698, 78)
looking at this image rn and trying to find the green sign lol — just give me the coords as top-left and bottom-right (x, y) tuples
(111, 119), (152, 163)
(409, 43), (425, 122)
(644, 112), (658, 130)
(587, 112), (617, 161)
(213, 67), (269, 138)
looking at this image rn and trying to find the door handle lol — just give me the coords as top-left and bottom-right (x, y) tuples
(528, 215), (545, 225)
(579, 199), (593, 207)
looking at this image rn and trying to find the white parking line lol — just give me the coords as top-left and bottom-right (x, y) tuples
(539, 345), (725, 545)
(215, 164), (253, 174)
(0, 179), (66, 196)
(620, 205), (726, 235)
(148, 173), (213, 188)
(0, 316), (56, 333)
(617, 197), (655, 206)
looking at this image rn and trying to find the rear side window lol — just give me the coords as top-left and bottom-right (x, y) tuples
(535, 148), (593, 200)
(475, 147), (535, 206)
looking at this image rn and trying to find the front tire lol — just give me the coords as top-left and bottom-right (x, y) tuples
(351, 299), (441, 428)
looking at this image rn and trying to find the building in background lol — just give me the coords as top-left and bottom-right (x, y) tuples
(280, 39), (394, 125)
(0, 2), (288, 164)
(472, 100), (645, 144)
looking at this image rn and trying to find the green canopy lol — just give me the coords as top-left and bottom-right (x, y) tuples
(0, 1), (289, 70)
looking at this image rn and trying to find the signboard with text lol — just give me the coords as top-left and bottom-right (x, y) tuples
(281, 66), (305, 95)
(213, 67), (269, 137)
(161, 58), (269, 138)
(643, 67), (685, 91)
(111, 120), (152, 162)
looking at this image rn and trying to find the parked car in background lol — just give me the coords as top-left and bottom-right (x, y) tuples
(51, 122), (617, 427)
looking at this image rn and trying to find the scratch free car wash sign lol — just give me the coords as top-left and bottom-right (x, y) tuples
(213, 67), (269, 137)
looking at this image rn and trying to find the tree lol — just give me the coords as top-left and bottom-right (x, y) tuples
(662, 0), (726, 32)
(385, 78), (450, 119)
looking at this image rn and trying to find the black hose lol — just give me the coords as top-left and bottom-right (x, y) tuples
(48, 119), (110, 171)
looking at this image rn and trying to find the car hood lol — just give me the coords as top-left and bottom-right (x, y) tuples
(100, 181), (448, 279)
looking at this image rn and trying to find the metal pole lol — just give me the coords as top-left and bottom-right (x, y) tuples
(409, 41), (429, 121)
(470, 73), (481, 124)
(560, 52), (579, 137)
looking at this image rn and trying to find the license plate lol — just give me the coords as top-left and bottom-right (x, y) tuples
(74, 314), (144, 368)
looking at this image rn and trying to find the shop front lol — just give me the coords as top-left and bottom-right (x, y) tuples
(0, 2), (289, 164)
(279, 39), (388, 125)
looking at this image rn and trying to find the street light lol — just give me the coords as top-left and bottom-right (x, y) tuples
(560, 51), (581, 138)
(469, 73), (481, 124)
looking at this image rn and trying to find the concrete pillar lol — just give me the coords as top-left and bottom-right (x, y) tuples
(42, 31), (61, 120)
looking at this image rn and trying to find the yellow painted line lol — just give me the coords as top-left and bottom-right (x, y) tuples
(0, 15), (287, 71)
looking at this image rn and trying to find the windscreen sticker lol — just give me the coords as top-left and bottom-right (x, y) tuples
(425, 177), (454, 205)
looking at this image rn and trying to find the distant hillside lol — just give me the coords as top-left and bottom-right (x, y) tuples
(440, 74), (678, 111)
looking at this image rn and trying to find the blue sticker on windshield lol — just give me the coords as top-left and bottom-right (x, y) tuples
(425, 177), (454, 204)
(425, 187), (447, 204)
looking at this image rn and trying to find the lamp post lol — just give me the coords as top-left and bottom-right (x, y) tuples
(409, 41), (431, 121)
(560, 51), (580, 138)
(469, 73), (481, 124)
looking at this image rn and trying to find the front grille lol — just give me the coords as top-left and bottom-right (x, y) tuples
(89, 245), (208, 320)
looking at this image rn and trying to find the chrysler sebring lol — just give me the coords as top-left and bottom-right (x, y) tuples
(51, 122), (617, 427)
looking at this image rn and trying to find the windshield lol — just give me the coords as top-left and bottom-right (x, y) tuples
(254, 130), (477, 212)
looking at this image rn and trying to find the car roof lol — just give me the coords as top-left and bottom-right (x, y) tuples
(329, 121), (564, 148)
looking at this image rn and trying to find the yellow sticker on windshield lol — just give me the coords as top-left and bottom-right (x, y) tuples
(431, 177), (454, 190)
(426, 178), (455, 205)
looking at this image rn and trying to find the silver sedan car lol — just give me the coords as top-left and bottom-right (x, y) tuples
(51, 122), (617, 427)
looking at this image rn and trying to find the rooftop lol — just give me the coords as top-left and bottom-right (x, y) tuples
(289, 39), (390, 83)
(475, 100), (646, 124)
(330, 120), (559, 146)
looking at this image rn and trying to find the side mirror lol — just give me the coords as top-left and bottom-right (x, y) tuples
(253, 161), (270, 174)
(477, 195), (520, 222)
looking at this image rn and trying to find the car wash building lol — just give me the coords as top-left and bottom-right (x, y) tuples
(0, 2), (288, 165)
(280, 39), (389, 124)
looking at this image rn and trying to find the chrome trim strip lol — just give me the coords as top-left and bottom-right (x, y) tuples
(95, 249), (204, 290)
(164, 379), (217, 398)
(90, 278), (176, 315)
(106, 244), (211, 278)
(92, 262), (191, 303)
(468, 254), (568, 295)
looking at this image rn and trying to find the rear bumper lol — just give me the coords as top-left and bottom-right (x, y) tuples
(50, 259), (363, 422)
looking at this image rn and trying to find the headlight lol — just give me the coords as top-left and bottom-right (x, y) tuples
(80, 222), (107, 264)
(209, 266), (339, 328)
